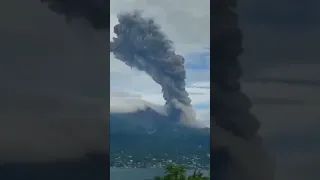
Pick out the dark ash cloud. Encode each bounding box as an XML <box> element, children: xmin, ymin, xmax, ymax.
<box><xmin>110</xmin><ymin>11</ymin><xmax>197</xmax><ymax>125</ymax></box>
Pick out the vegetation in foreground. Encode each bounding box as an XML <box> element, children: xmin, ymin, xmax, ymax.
<box><xmin>151</xmin><ymin>164</ymin><xmax>209</xmax><ymax>180</ymax></box>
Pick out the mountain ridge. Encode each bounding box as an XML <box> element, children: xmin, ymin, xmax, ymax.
<box><xmin>110</xmin><ymin>107</ymin><xmax>210</xmax><ymax>135</ymax></box>
<box><xmin>110</xmin><ymin>107</ymin><xmax>210</xmax><ymax>167</ymax></box>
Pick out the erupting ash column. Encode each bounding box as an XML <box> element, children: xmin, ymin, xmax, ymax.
<box><xmin>110</xmin><ymin>11</ymin><xmax>196</xmax><ymax>125</ymax></box>
<box><xmin>40</xmin><ymin>0</ymin><xmax>197</xmax><ymax>125</ymax></box>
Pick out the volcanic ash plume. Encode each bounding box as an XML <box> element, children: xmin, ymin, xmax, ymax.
<box><xmin>40</xmin><ymin>0</ymin><xmax>197</xmax><ymax>125</ymax></box>
<box><xmin>110</xmin><ymin>11</ymin><xmax>196</xmax><ymax>125</ymax></box>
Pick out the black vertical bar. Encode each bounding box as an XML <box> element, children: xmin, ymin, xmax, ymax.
<box><xmin>0</xmin><ymin>1</ymin><xmax>110</xmax><ymax>179</ymax></box>
<box><xmin>211</xmin><ymin>1</ymin><xmax>240</xmax><ymax>179</ymax></box>
<box><xmin>211</xmin><ymin>0</ymin><xmax>262</xmax><ymax>179</ymax></box>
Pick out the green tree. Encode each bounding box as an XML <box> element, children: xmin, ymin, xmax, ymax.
<box><xmin>152</xmin><ymin>164</ymin><xmax>209</xmax><ymax>180</ymax></box>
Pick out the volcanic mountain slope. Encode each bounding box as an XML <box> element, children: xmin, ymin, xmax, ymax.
<box><xmin>110</xmin><ymin>107</ymin><xmax>210</xmax><ymax>161</ymax></box>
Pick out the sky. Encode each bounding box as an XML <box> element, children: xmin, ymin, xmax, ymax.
<box><xmin>109</xmin><ymin>0</ymin><xmax>211</xmax><ymax>127</ymax></box>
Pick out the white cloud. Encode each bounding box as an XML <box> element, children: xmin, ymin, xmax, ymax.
<box><xmin>110</xmin><ymin>0</ymin><xmax>210</xmax><ymax>127</ymax></box>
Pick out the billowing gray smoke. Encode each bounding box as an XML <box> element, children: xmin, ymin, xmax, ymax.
<box><xmin>110</xmin><ymin>11</ymin><xmax>196</xmax><ymax>125</ymax></box>
<box><xmin>40</xmin><ymin>0</ymin><xmax>196</xmax><ymax>125</ymax></box>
